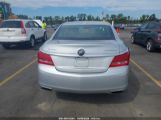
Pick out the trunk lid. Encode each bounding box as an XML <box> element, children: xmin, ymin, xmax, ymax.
<box><xmin>0</xmin><ymin>28</ymin><xmax>22</xmax><ymax>37</ymax></box>
<box><xmin>43</xmin><ymin>40</ymin><xmax>120</xmax><ymax>73</ymax></box>
<box><xmin>0</xmin><ymin>21</ymin><xmax>23</xmax><ymax>37</ymax></box>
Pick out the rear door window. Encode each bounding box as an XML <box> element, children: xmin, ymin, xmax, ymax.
<box><xmin>28</xmin><ymin>21</ymin><xmax>35</xmax><ymax>28</ymax></box>
<box><xmin>140</xmin><ymin>23</ymin><xmax>149</xmax><ymax>29</ymax></box>
<box><xmin>25</xmin><ymin>22</ymin><xmax>31</xmax><ymax>28</ymax></box>
<box><xmin>0</xmin><ymin>21</ymin><xmax>21</xmax><ymax>28</ymax></box>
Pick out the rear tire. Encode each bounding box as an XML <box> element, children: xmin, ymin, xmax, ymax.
<box><xmin>2</xmin><ymin>44</ymin><xmax>11</xmax><ymax>49</ymax></box>
<box><xmin>131</xmin><ymin>35</ymin><xmax>136</xmax><ymax>44</ymax></box>
<box><xmin>42</xmin><ymin>32</ymin><xmax>47</xmax><ymax>43</ymax></box>
<box><xmin>29</xmin><ymin>36</ymin><xmax>35</xmax><ymax>48</ymax></box>
<box><xmin>146</xmin><ymin>40</ymin><xmax>155</xmax><ymax>52</ymax></box>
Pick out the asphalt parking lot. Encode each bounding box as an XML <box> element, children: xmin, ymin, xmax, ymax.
<box><xmin>0</xmin><ymin>29</ymin><xmax>161</xmax><ymax>118</ymax></box>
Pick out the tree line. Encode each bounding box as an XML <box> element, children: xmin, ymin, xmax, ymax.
<box><xmin>16</xmin><ymin>13</ymin><xmax>159</xmax><ymax>25</ymax></box>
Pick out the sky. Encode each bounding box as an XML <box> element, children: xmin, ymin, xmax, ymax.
<box><xmin>5</xmin><ymin>0</ymin><xmax>161</xmax><ymax>18</ymax></box>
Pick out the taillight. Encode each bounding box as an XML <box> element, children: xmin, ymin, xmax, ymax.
<box><xmin>110</xmin><ymin>51</ymin><xmax>130</xmax><ymax>67</ymax></box>
<box><xmin>38</xmin><ymin>51</ymin><xmax>54</xmax><ymax>66</ymax></box>
<box><xmin>158</xmin><ymin>30</ymin><xmax>161</xmax><ymax>34</ymax></box>
<box><xmin>157</xmin><ymin>31</ymin><xmax>161</xmax><ymax>41</ymax></box>
<box><xmin>158</xmin><ymin>35</ymin><xmax>161</xmax><ymax>41</ymax></box>
<box><xmin>20</xmin><ymin>21</ymin><xmax>26</xmax><ymax>34</ymax></box>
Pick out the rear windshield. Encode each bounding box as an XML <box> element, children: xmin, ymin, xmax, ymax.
<box><xmin>53</xmin><ymin>25</ymin><xmax>115</xmax><ymax>40</ymax></box>
<box><xmin>0</xmin><ymin>21</ymin><xmax>21</xmax><ymax>28</ymax></box>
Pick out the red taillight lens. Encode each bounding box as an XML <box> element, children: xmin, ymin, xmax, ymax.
<box><xmin>158</xmin><ymin>35</ymin><xmax>161</xmax><ymax>41</ymax></box>
<box><xmin>21</xmin><ymin>28</ymin><xmax>26</xmax><ymax>34</ymax></box>
<box><xmin>157</xmin><ymin>31</ymin><xmax>161</xmax><ymax>41</ymax></box>
<box><xmin>20</xmin><ymin>21</ymin><xmax>26</xmax><ymax>34</ymax></box>
<box><xmin>38</xmin><ymin>51</ymin><xmax>54</xmax><ymax>66</ymax></box>
<box><xmin>158</xmin><ymin>30</ymin><xmax>161</xmax><ymax>34</ymax></box>
<box><xmin>110</xmin><ymin>51</ymin><xmax>130</xmax><ymax>67</ymax></box>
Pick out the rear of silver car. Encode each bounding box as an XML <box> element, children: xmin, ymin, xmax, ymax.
<box><xmin>38</xmin><ymin>22</ymin><xmax>130</xmax><ymax>93</ymax></box>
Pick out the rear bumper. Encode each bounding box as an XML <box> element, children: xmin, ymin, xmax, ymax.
<box><xmin>154</xmin><ymin>42</ymin><xmax>161</xmax><ymax>48</ymax></box>
<box><xmin>38</xmin><ymin>64</ymin><xmax>129</xmax><ymax>93</ymax></box>
<box><xmin>0</xmin><ymin>36</ymin><xmax>29</xmax><ymax>44</ymax></box>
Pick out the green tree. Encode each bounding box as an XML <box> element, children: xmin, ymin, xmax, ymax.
<box><xmin>149</xmin><ymin>14</ymin><xmax>157</xmax><ymax>21</ymax></box>
<box><xmin>95</xmin><ymin>16</ymin><xmax>101</xmax><ymax>21</ymax></box>
<box><xmin>105</xmin><ymin>14</ymin><xmax>109</xmax><ymax>21</ymax></box>
<box><xmin>87</xmin><ymin>15</ymin><xmax>95</xmax><ymax>21</ymax></box>
<box><xmin>140</xmin><ymin>15</ymin><xmax>147</xmax><ymax>23</ymax></box>
<box><xmin>69</xmin><ymin>15</ymin><xmax>76</xmax><ymax>21</ymax></box>
<box><xmin>65</xmin><ymin>16</ymin><xmax>70</xmax><ymax>21</ymax></box>
<box><xmin>117</xmin><ymin>13</ymin><xmax>123</xmax><ymax>19</ymax></box>
<box><xmin>17</xmin><ymin>15</ymin><xmax>28</xmax><ymax>19</ymax></box>
<box><xmin>77</xmin><ymin>14</ymin><xmax>87</xmax><ymax>21</ymax></box>
<box><xmin>111</xmin><ymin>14</ymin><xmax>116</xmax><ymax>20</ymax></box>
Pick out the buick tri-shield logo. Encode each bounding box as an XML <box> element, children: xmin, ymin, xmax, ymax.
<box><xmin>78</xmin><ymin>49</ymin><xmax>85</xmax><ymax>56</ymax></box>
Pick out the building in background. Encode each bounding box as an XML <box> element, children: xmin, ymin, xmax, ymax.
<box><xmin>0</xmin><ymin>1</ymin><xmax>12</xmax><ymax>20</ymax></box>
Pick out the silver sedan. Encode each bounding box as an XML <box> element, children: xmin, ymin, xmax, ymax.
<box><xmin>38</xmin><ymin>21</ymin><xmax>130</xmax><ymax>93</ymax></box>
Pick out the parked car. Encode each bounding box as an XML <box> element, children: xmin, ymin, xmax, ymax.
<box><xmin>131</xmin><ymin>21</ymin><xmax>161</xmax><ymax>52</ymax></box>
<box><xmin>38</xmin><ymin>21</ymin><xmax>130</xmax><ymax>93</ymax></box>
<box><xmin>0</xmin><ymin>19</ymin><xmax>47</xmax><ymax>49</ymax></box>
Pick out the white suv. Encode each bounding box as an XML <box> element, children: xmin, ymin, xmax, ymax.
<box><xmin>0</xmin><ymin>19</ymin><xmax>47</xmax><ymax>49</ymax></box>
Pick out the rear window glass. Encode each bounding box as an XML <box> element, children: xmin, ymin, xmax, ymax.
<box><xmin>53</xmin><ymin>25</ymin><xmax>115</xmax><ymax>40</ymax></box>
<box><xmin>147</xmin><ymin>22</ymin><xmax>161</xmax><ymax>30</ymax></box>
<box><xmin>0</xmin><ymin>21</ymin><xmax>21</xmax><ymax>28</ymax></box>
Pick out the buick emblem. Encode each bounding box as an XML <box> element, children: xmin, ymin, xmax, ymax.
<box><xmin>78</xmin><ymin>49</ymin><xmax>85</xmax><ymax>56</ymax></box>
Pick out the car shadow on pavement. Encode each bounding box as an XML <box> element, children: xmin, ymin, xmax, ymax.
<box><xmin>55</xmin><ymin>69</ymin><xmax>140</xmax><ymax>104</ymax></box>
<box><xmin>154</xmin><ymin>49</ymin><xmax>161</xmax><ymax>53</ymax></box>
<box><xmin>2</xmin><ymin>42</ymin><xmax>43</xmax><ymax>51</ymax></box>
<box><xmin>135</xmin><ymin>44</ymin><xmax>161</xmax><ymax>53</ymax></box>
